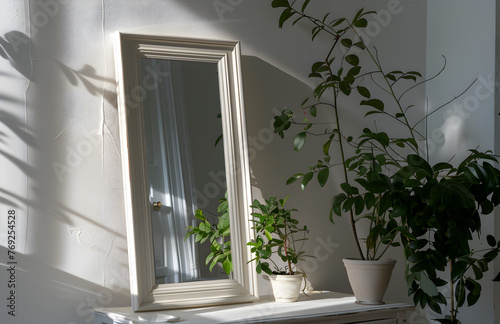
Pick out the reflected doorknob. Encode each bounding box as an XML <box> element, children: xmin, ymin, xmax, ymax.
<box><xmin>152</xmin><ymin>201</ymin><xmax>162</xmax><ymax>210</ymax></box>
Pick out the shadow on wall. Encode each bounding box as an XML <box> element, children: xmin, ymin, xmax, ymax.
<box><xmin>0</xmin><ymin>30</ymin><xmax>117</xmax><ymax>226</ymax></box>
<box><xmin>241</xmin><ymin>55</ymin><xmax>357</xmax><ymax>295</ymax></box>
<box><xmin>0</xmin><ymin>29</ymin><xmax>130</xmax><ymax>322</ymax></box>
<box><xmin>0</xmin><ymin>31</ymin><xmax>115</xmax><ymax>104</ymax></box>
<box><xmin>0</xmin><ymin>246</ymin><xmax>129</xmax><ymax>323</ymax></box>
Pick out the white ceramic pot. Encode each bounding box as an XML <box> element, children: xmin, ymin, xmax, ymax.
<box><xmin>343</xmin><ymin>258</ymin><xmax>396</xmax><ymax>305</ymax></box>
<box><xmin>269</xmin><ymin>273</ymin><xmax>304</xmax><ymax>303</ymax></box>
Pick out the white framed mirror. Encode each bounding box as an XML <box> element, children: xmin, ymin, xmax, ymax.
<box><xmin>113</xmin><ymin>33</ymin><xmax>258</xmax><ymax>311</ymax></box>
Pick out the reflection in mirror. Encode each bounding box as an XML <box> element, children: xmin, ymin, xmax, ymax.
<box><xmin>141</xmin><ymin>59</ymin><xmax>229</xmax><ymax>284</ymax></box>
<box><xmin>114</xmin><ymin>33</ymin><xmax>258</xmax><ymax>311</ymax></box>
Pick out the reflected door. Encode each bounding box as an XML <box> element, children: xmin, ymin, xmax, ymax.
<box><xmin>141</xmin><ymin>58</ymin><xmax>228</xmax><ymax>284</ymax></box>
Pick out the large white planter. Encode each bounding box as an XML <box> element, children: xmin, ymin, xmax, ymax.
<box><xmin>269</xmin><ymin>273</ymin><xmax>304</xmax><ymax>303</ymax></box>
<box><xmin>343</xmin><ymin>258</ymin><xmax>396</xmax><ymax>305</ymax></box>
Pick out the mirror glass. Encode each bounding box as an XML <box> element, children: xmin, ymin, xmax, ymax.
<box><xmin>141</xmin><ymin>58</ymin><xmax>229</xmax><ymax>284</ymax></box>
<box><xmin>115</xmin><ymin>33</ymin><xmax>258</xmax><ymax>311</ymax></box>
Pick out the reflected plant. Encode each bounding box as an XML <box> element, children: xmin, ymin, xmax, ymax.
<box><xmin>185</xmin><ymin>196</ymin><xmax>232</xmax><ymax>276</ymax></box>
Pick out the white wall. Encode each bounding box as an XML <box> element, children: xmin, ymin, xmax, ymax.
<box><xmin>0</xmin><ymin>0</ymin><xmax>494</xmax><ymax>323</ymax></box>
<box><xmin>426</xmin><ymin>1</ymin><xmax>497</xmax><ymax>323</ymax></box>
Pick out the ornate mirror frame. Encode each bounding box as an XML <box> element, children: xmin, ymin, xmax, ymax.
<box><xmin>113</xmin><ymin>32</ymin><xmax>258</xmax><ymax>311</ymax></box>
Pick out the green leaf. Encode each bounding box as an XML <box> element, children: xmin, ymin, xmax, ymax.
<box><xmin>345</xmin><ymin>54</ymin><xmax>359</xmax><ymax>66</ymax></box>
<box><xmin>332</xmin><ymin>193</ymin><xmax>347</xmax><ymax>216</ymax></box>
<box><xmin>353</xmin><ymin>41</ymin><xmax>365</xmax><ymax>49</ymax></box>
<box><xmin>341</xmin><ymin>38</ymin><xmax>352</xmax><ymax>48</ymax></box>
<box><xmin>353</xmin><ymin>8</ymin><xmax>364</xmax><ymax>22</ymax></box>
<box><xmin>302</xmin><ymin>172</ymin><xmax>313</xmax><ymax>190</ymax></box>
<box><xmin>481</xmin><ymin>200</ymin><xmax>494</xmax><ymax>214</ymax></box>
<box><xmin>311</xmin><ymin>61</ymin><xmax>324</xmax><ymax>73</ymax></box>
<box><xmin>264</xmin><ymin>230</ymin><xmax>272</xmax><ymax>241</ymax></box>
<box><xmin>331</xmin><ymin>18</ymin><xmax>345</xmax><ymax>27</ymax></box>
<box><xmin>385</xmin><ymin>73</ymin><xmax>397</xmax><ymax>81</ymax></box>
<box><xmin>354</xmin><ymin>196</ymin><xmax>364</xmax><ymax>215</ymax></box>
<box><xmin>194</xmin><ymin>209</ymin><xmax>207</xmax><ymax>221</ymax></box>
<box><xmin>354</xmin><ymin>18</ymin><xmax>368</xmax><ymax>28</ymax></box>
<box><xmin>420</xmin><ymin>273</ymin><xmax>439</xmax><ymax>296</ymax></box>
<box><xmin>357</xmin><ymin>86</ymin><xmax>371</xmax><ymax>98</ymax></box>
<box><xmin>409</xmin><ymin>239</ymin><xmax>428</xmax><ymax>250</ymax></box>
<box><xmin>286</xmin><ymin>173</ymin><xmax>303</xmax><ymax>185</ymax></box>
<box><xmin>342</xmin><ymin>197</ymin><xmax>354</xmax><ymax>212</ymax></box>
<box><xmin>360</xmin><ymin>99</ymin><xmax>384</xmax><ymax>111</ymax></box>
<box><xmin>323</xmin><ymin>136</ymin><xmax>333</xmax><ymax>155</ymax></box>
<box><xmin>214</xmin><ymin>134</ymin><xmax>223</xmax><ymax>147</ymax></box>
<box><xmin>456</xmin><ymin>277</ymin><xmax>466</xmax><ymax>307</ymax></box>
<box><xmin>279</xmin><ymin>8</ymin><xmax>294</xmax><ymax>28</ymax></box>
<box><xmin>301</xmin><ymin>0</ymin><xmax>311</xmax><ymax>12</ymax></box>
<box><xmin>294</xmin><ymin>132</ymin><xmax>307</xmax><ymax>151</ymax></box>
<box><xmin>486</xmin><ymin>235</ymin><xmax>497</xmax><ymax>247</ymax></box>
<box><xmin>451</xmin><ymin>261</ymin><xmax>468</xmax><ymax>283</ymax></box>
<box><xmin>339</xmin><ymin>81</ymin><xmax>351</xmax><ymax>95</ymax></box>
<box><xmin>310</xmin><ymin>105</ymin><xmax>317</xmax><ymax>117</ymax></box>
<box><xmin>466</xmin><ymin>278</ymin><xmax>481</xmax><ymax>306</ymax></box>
<box><xmin>408</xmin><ymin>251</ymin><xmax>427</xmax><ymax>264</ymax></box>
<box><xmin>390</xmin><ymin>205</ymin><xmax>406</xmax><ymax>218</ymax></box>
<box><xmin>407</xmin><ymin>71</ymin><xmax>423</xmax><ymax>77</ymax></box>
<box><xmin>223</xmin><ymin>258</ymin><xmax>232</xmax><ymax>275</ymax></box>
<box><xmin>318</xmin><ymin>168</ymin><xmax>329</xmax><ymax>187</ymax></box>
<box><xmin>363</xmin><ymin>181</ymin><xmax>388</xmax><ymax>193</ymax></box>
<box><xmin>271</xmin><ymin>0</ymin><xmax>290</xmax><ymax>8</ymax></box>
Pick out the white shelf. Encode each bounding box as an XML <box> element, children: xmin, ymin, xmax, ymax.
<box><xmin>93</xmin><ymin>291</ymin><xmax>413</xmax><ymax>324</ymax></box>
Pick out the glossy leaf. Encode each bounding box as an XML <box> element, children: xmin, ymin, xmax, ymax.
<box><xmin>345</xmin><ymin>54</ymin><xmax>360</xmax><ymax>66</ymax></box>
<box><xmin>279</xmin><ymin>8</ymin><xmax>294</xmax><ymax>28</ymax></box>
<box><xmin>318</xmin><ymin>167</ymin><xmax>329</xmax><ymax>187</ymax></box>
<box><xmin>357</xmin><ymin>86</ymin><xmax>371</xmax><ymax>98</ymax></box>
<box><xmin>310</xmin><ymin>105</ymin><xmax>317</xmax><ymax>117</ymax></box>
<box><xmin>301</xmin><ymin>171</ymin><xmax>313</xmax><ymax>190</ymax></box>
<box><xmin>301</xmin><ymin>0</ymin><xmax>311</xmax><ymax>11</ymax></box>
<box><xmin>354</xmin><ymin>18</ymin><xmax>368</xmax><ymax>28</ymax></box>
<box><xmin>360</xmin><ymin>99</ymin><xmax>384</xmax><ymax>111</ymax></box>
<box><xmin>286</xmin><ymin>173</ymin><xmax>303</xmax><ymax>185</ymax></box>
<box><xmin>341</xmin><ymin>38</ymin><xmax>352</xmax><ymax>48</ymax></box>
<box><xmin>271</xmin><ymin>0</ymin><xmax>290</xmax><ymax>8</ymax></box>
<box><xmin>294</xmin><ymin>132</ymin><xmax>307</xmax><ymax>151</ymax></box>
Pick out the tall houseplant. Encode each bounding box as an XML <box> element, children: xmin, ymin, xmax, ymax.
<box><xmin>270</xmin><ymin>0</ymin><xmax>500</xmax><ymax>321</ymax></box>
<box><xmin>248</xmin><ymin>196</ymin><xmax>312</xmax><ymax>302</ymax></box>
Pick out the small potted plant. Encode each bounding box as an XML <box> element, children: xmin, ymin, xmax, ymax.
<box><xmin>248</xmin><ymin>196</ymin><xmax>312</xmax><ymax>303</ymax></box>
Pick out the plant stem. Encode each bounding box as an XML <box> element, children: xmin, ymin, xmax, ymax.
<box><xmin>450</xmin><ymin>260</ymin><xmax>455</xmax><ymax>323</ymax></box>
<box><xmin>284</xmin><ymin>217</ymin><xmax>293</xmax><ymax>275</ymax></box>
<box><xmin>329</xmin><ymin>63</ymin><xmax>365</xmax><ymax>260</ymax></box>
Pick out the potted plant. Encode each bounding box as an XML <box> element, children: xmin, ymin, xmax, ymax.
<box><xmin>247</xmin><ymin>196</ymin><xmax>312</xmax><ymax>302</ymax></box>
<box><xmin>270</xmin><ymin>0</ymin><xmax>500</xmax><ymax>320</ymax></box>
